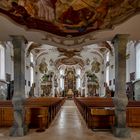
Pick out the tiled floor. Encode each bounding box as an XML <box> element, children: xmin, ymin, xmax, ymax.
<box><xmin>0</xmin><ymin>100</ymin><xmax>140</xmax><ymax>140</ymax></box>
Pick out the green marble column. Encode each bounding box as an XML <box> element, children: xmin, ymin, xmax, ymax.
<box><xmin>10</xmin><ymin>36</ymin><xmax>28</xmax><ymax>137</ymax></box>
<box><xmin>112</xmin><ymin>34</ymin><xmax>131</xmax><ymax>138</ymax></box>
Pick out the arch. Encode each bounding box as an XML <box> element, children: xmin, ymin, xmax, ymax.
<box><xmin>90</xmin><ymin>50</ymin><xmax>104</xmax><ymax>62</ymax></box>
<box><xmin>26</xmin><ymin>42</ymin><xmax>41</xmax><ymax>57</ymax></box>
<box><xmin>35</xmin><ymin>51</ymin><xmax>48</xmax><ymax>62</ymax></box>
<box><xmin>98</xmin><ymin>41</ymin><xmax>114</xmax><ymax>56</ymax></box>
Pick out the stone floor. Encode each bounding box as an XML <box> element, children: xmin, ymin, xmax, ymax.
<box><xmin>0</xmin><ymin>100</ymin><xmax>140</xmax><ymax>140</ymax></box>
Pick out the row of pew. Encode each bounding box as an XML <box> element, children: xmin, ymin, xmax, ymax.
<box><xmin>0</xmin><ymin>97</ymin><xmax>65</xmax><ymax>129</ymax></box>
<box><xmin>74</xmin><ymin>97</ymin><xmax>140</xmax><ymax>129</ymax></box>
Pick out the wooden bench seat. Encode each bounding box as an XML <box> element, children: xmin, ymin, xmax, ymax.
<box><xmin>74</xmin><ymin>97</ymin><xmax>140</xmax><ymax>129</ymax></box>
<box><xmin>0</xmin><ymin>97</ymin><xmax>65</xmax><ymax>129</ymax></box>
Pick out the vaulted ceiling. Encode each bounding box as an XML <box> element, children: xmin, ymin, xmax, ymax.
<box><xmin>0</xmin><ymin>0</ymin><xmax>140</xmax><ymax>37</ymax></box>
<box><xmin>0</xmin><ymin>0</ymin><xmax>140</xmax><ymax>69</ymax></box>
<box><xmin>29</xmin><ymin>41</ymin><xmax>112</xmax><ymax>69</ymax></box>
<box><xmin>0</xmin><ymin>0</ymin><xmax>140</xmax><ymax>48</ymax></box>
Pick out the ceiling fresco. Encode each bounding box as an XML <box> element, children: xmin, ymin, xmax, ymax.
<box><xmin>57</xmin><ymin>47</ymin><xmax>82</xmax><ymax>58</ymax></box>
<box><xmin>55</xmin><ymin>57</ymin><xmax>85</xmax><ymax>67</ymax></box>
<box><xmin>0</xmin><ymin>0</ymin><xmax>140</xmax><ymax>37</ymax></box>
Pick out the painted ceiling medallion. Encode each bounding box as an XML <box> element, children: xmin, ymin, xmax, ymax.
<box><xmin>0</xmin><ymin>0</ymin><xmax>140</xmax><ymax>37</ymax></box>
<box><xmin>55</xmin><ymin>57</ymin><xmax>84</xmax><ymax>67</ymax></box>
<box><xmin>57</xmin><ymin>47</ymin><xmax>82</xmax><ymax>58</ymax></box>
<box><xmin>43</xmin><ymin>34</ymin><xmax>96</xmax><ymax>46</ymax></box>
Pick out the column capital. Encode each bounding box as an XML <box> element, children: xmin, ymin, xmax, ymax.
<box><xmin>134</xmin><ymin>40</ymin><xmax>140</xmax><ymax>48</ymax></box>
<box><xmin>112</xmin><ymin>34</ymin><xmax>130</xmax><ymax>45</ymax></box>
<box><xmin>10</xmin><ymin>35</ymin><xmax>28</xmax><ymax>44</ymax></box>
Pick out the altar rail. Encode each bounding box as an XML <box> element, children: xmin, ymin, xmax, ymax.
<box><xmin>0</xmin><ymin>97</ymin><xmax>65</xmax><ymax>129</ymax></box>
<box><xmin>74</xmin><ymin>97</ymin><xmax>140</xmax><ymax>129</ymax></box>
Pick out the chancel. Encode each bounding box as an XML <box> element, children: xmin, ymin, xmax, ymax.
<box><xmin>0</xmin><ymin>0</ymin><xmax>140</xmax><ymax>139</ymax></box>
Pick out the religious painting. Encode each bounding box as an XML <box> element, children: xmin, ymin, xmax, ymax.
<box><xmin>113</xmin><ymin>79</ymin><xmax>115</xmax><ymax>85</ymax></box>
<box><xmin>109</xmin><ymin>80</ymin><xmax>112</xmax><ymax>86</ymax></box>
<box><xmin>0</xmin><ymin>0</ymin><xmax>140</xmax><ymax>36</ymax></box>
<box><xmin>28</xmin><ymin>81</ymin><xmax>30</xmax><ymax>86</ymax></box>
<box><xmin>6</xmin><ymin>73</ymin><xmax>11</xmax><ymax>82</ymax></box>
<box><xmin>126</xmin><ymin>82</ymin><xmax>133</xmax><ymax>100</ymax></box>
<box><xmin>130</xmin><ymin>72</ymin><xmax>135</xmax><ymax>81</ymax></box>
<box><xmin>64</xmin><ymin>68</ymin><xmax>76</xmax><ymax>93</ymax></box>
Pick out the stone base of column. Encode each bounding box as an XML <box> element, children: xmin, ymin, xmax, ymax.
<box><xmin>112</xmin><ymin>127</ymin><xmax>131</xmax><ymax>138</ymax></box>
<box><xmin>10</xmin><ymin>124</ymin><xmax>28</xmax><ymax>137</ymax></box>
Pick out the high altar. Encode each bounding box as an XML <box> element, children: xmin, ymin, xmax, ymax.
<box><xmin>67</xmin><ymin>89</ymin><xmax>74</xmax><ymax>98</ymax></box>
<box><xmin>64</xmin><ymin>68</ymin><xmax>76</xmax><ymax>94</ymax></box>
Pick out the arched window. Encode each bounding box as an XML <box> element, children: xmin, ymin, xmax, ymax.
<box><xmin>136</xmin><ymin>43</ymin><xmax>140</xmax><ymax>79</ymax></box>
<box><xmin>0</xmin><ymin>44</ymin><xmax>5</xmax><ymax>80</ymax></box>
<box><xmin>59</xmin><ymin>69</ymin><xmax>64</xmax><ymax>90</ymax></box>
<box><xmin>30</xmin><ymin>53</ymin><xmax>34</xmax><ymax>86</ymax></box>
<box><xmin>76</xmin><ymin>68</ymin><xmax>81</xmax><ymax>90</ymax></box>
<box><xmin>106</xmin><ymin>52</ymin><xmax>110</xmax><ymax>86</ymax></box>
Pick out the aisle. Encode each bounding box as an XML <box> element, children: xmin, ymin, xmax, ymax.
<box><xmin>0</xmin><ymin>100</ymin><xmax>139</xmax><ymax>140</ymax></box>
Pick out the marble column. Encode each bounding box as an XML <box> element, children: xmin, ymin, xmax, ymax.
<box><xmin>10</xmin><ymin>36</ymin><xmax>28</xmax><ymax>137</ymax></box>
<box><xmin>112</xmin><ymin>34</ymin><xmax>131</xmax><ymax>138</ymax></box>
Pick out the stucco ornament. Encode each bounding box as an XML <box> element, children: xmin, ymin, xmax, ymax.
<box><xmin>39</xmin><ymin>58</ymin><xmax>48</xmax><ymax>74</ymax></box>
<box><xmin>91</xmin><ymin>58</ymin><xmax>100</xmax><ymax>73</ymax></box>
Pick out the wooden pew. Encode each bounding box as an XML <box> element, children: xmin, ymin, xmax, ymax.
<box><xmin>0</xmin><ymin>97</ymin><xmax>65</xmax><ymax>129</ymax></box>
<box><xmin>25</xmin><ymin>97</ymin><xmax>65</xmax><ymax>128</ymax></box>
<box><xmin>0</xmin><ymin>100</ymin><xmax>30</xmax><ymax>127</ymax></box>
<box><xmin>74</xmin><ymin>97</ymin><xmax>140</xmax><ymax>129</ymax></box>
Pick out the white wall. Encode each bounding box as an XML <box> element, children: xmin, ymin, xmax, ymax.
<box><xmin>126</xmin><ymin>41</ymin><xmax>136</xmax><ymax>82</ymax></box>
<box><xmin>109</xmin><ymin>49</ymin><xmax>115</xmax><ymax>91</ymax></box>
<box><xmin>0</xmin><ymin>44</ymin><xmax>5</xmax><ymax>80</ymax></box>
<box><xmin>103</xmin><ymin>41</ymin><xmax>137</xmax><ymax>92</ymax></box>
<box><xmin>25</xmin><ymin>55</ymin><xmax>31</xmax><ymax>98</ymax></box>
<box><xmin>4</xmin><ymin>42</ymin><xmax>14</xmax><ymax>81</ymax></box>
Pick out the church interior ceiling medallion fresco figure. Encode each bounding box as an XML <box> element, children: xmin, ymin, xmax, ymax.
<box><xmin>55</xmin><ymin>57</ymin><xmax>84</xmax><ymax>67</ymax></box>
<box><xmin>0</xmin><ymin>0</ymin><xmax>140</xmax><ymax>37</ymax></box>
<box><xmin>57</xmin><ymin>47</ymin><xmax>82</xmax><ymax>58</ymax></box>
